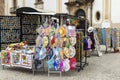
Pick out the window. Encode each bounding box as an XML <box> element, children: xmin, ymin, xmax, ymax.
<box><xmin>95</xmin><ymin>11</ymin><xmax>100</xmax><ymax>21</ymax></box>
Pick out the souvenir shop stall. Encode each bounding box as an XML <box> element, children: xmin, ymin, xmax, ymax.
<box><xmin>0</xmin><ymin>8</ymin><xmax>94</xmax><ymax>76</ymax></box>
<box><xmin>0</xmin><ymin>14</ymin><xmax>38</xmax><ymax>70</ymax></box>
<box><xmin>96</xmin><ymin>28</ymin><xmax>120</xmax><ymax>53</ymax></box>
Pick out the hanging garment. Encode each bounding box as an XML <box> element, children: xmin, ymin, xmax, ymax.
<box><xmin>96</xmin><ymin>28</ymin><xmax>102</xmax><ymax>44</ymax></box>
<box><xmin>89</xmin><ymin>32</ymin><xmax>95</xmax><ymax>49</ymax></box>
<box><xmin>106</xmin><ymin>28</ymin><xmax>111</xmax><ymax>47</ymax></box>
<box><xmin>83</xmin><ymin>38</ymin><xmax>89</xmax><ymax>50</ymax></box>
<box><xmin>87</xmin><ymin>38</ymin><xmax>92</xmax><ymax>49</ymax></box>
<box><xmin>111</xmin><ymin>28</ymin><xmax>115</xmax><ymax>48</ymax></box>
<box><xmin>114</xmin><ymin>28</ymin><xmax>118</xmax><ymax>48</ymax></box>
<box><xmin>102</xmin><ymin>28</ymin><xmax>106</xmax><ymax>45</ymax></box>
<box><xmin>116</xmin><ymin>28</ymin><xmax>119</xmax><ymax>48</ymax></box>
<box><xmin>75</xmin><ymin>31</ymin><xmax>85</xmax><ymax>61</ymax></box>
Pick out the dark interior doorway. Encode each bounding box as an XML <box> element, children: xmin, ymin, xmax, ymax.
<box><xmin>75</xmin><ymin>9</ymin><xmax>86</xmax><ymax>34</ymax></box>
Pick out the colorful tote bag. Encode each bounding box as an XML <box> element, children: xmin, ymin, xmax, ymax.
<box><xmin>46</xmin><ymin>54</ymin><xmax>55</xmax><ymax>69</ymax></box>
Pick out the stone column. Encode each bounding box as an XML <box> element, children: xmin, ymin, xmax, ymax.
<box><xmin>87</xmin><ymin>5</ymin><xmax>91</xmax><ymax>26</ymax></box>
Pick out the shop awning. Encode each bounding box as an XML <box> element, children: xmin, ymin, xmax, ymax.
<box><xmin>16</xmin><ymin>7</ymin><xmax>56</xmax><ymax>16</ymax></box>
<box><xmin>22</xmin><ymin>11</ymin><xmax>55</xmax><ymax>15</ymax></box>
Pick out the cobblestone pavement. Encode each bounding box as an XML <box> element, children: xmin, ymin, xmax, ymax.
<box><xmin>0</xmin><ymin>53</ymin><xmax>120</xmax><ymax>80</ymax></box>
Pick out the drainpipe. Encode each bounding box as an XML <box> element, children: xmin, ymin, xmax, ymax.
<box><xmin>90</xmin><ymin>1</ymin><xmax>93</xmax><ymax>26</ymax></box>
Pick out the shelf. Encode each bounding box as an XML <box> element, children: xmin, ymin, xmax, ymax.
<box><xmin>0</xmin><ymin>29</ymin><xmax>20</xmax><ymax>30</ymax></box>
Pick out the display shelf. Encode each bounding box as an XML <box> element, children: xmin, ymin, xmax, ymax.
<box><xmin>0</xmin><ymin>30</ymin><xmax>20</xmax><ymax>43</ymax></box>
<box><xmin>20</xmin><ymin>14</ymin><xmax>38</xmax><ymax>45</ymax></box>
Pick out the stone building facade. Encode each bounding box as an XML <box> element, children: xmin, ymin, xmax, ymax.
<box><xmin>0</xmin><ymin>0</ymin><xmax>4</xmax><ymax>15</ymax></box>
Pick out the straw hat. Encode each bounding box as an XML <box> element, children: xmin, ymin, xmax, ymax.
<box><xmin>70</xmin><ymin>37</ymin><xmax>76</xmax><ymax>46</ymax></box>
<box><xmin>63</xmin><ymin>59</ymin><xmax>70</xmax><ymax>72</ymax></box>
<box><xmin>63</xmin><ymin>47</ymin><xmax>70</xmax><ymax>58</ymax></box>
<box><xmin>68</xmin><ymin>26</ymin><xmax>76</xmax><ymax>37</ymax></box>
<box><xmin>59</xmin><ymin>26</ymin><xmax>67</xmax><ymax>37</ymax></box>
<box><xmin>42</xmin><ymin>36</ymin><xmax>49</xmax><ymax>47</ymax></box>
<box><xmin>69</xmin><ymin>46</ymin><xmax>76</xmax><ymax>58</ymax></box>
<box><xmin>69</xmin><ymin>58</ymin><xmax>77</xmax><ymax>70</ymax></box>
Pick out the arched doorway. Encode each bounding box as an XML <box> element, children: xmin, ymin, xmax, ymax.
<box><xmin>75</xmin><ymin>9</ymin><xmax>86</xmax><ymax>35</ymax></box>
<box><xmin>75</xmin><ymin>9</ymin><xmax>86</xmax><ymax>18</ymax></box>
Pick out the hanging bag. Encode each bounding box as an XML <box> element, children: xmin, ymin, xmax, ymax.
<box><xmin>46</xmin><ymin>54</ymin><xmax>55</xmax><ymax>69</ymax></box>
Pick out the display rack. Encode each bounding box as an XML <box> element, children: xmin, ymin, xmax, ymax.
<box><xmin>75</xmin><ymin>29</ymin><xmax>88</xmax><ymax>72</ymax></box>
<box><xmin>0</xmin><ymin>16</ymin><xmax>21</xmax><ymax>50</ymax></box>
<box><xmin>0</xmin><ymin>12</ymin><xmax>90</xmax><ymax>77</ymax></box>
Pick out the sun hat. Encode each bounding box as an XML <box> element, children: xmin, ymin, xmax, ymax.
<box><xmin>63</xmin><ymin>47</ymin><xmax>70</xmax><ymax>58</ymax></box>
<box><xmin>59</xmin><ymin>26</ymin><xmax>67</xmax><ymax>37</ymax></box>
<box><xmin>68</xmin><ymin>26</ymin><xmax>76</xmax><ymax>37</ymax></box>
<box><xmin>69</xmin><ymin>58</ymin><xmax>77</xmax><ymax>70</ymax></box>
<box><xmin>42</xmin><ymin>36</ymin><xmax>49</xmax><ymax>47</ymax></box>
<box><xmin>63</xmin><ymin>59</ymin><xmax>70</xmax><ymax>72</ymax></box>
<box><xmin>69</xmin><ymin>46</ymin><xmax>76</xmax><ymax>58</ymax></box>
<box><xmin>88</xmin><ymin>27</ymin><xmax>94</xmax><ymax>33</ymax></box>
<box><xmin>70</xmin><ymin>37</ymin><xmax>76</xmax><ymax>46</ymax></box>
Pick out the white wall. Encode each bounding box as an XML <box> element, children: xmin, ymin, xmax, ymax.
<box><xmin>4</xmin><ymin>0</ymin><xmax>68</xmax><ymax>15</ymax></box>
<box><xmin>62</xmin><ymin>0</ymin><xmax>69</xmax><ymax>13</ymax></box>
<box><xmin>44</xmin><ymin>0</ymin><xmax>56</xmax><ymax>12</ymax></box>
<box><xmin>44</xmin><ymin>0</ymin><xmax>68</xmax><ymax>13</ymax></box>
<box><xmin>25</xmin><ymin>0</ymin><xmax>35</xmax><ymax>8</ymax></box>
<box><xmin>92</xmin><ymin>0</ymin><xmax>103</xmax><ymax>24</ymax></box>
<box><xmin>4</xmin><ymin>0</ymin><xmax>11</xmax><ymax>15</ymax></box>
<box><xmin>111</xmin><ymin>0</ymin><xmax>120</xmax><ymax>23</ymax></box>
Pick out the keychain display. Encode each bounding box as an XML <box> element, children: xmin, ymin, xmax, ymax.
<box><xmin>22</xmin><ymin>35</ymin><xmax>37</xmax><ymax>44</ymax></box>
<box><xmin>22</xmin><ymin>24</ymin><xmax>37</xmax><ymax>34</ymax></box>
<box><xmin>0</xmin><ymin>16</ymin><xmax>20</xmax><ymax>29</ymax></box>
<box><xmin>21</xmin><ymin>15</ymin><xmax>38</xmax><ymax>24</ymax></box>
<box><xmin>1</xmin><ymin>30</ymin><xmax>20</xmax><ymax>43</ymax></box>
<box><xmin>0</xmin><ymin>16</ymin><xmax>21</xmax><ymax>50</ymax></box>
<box><xmin>1</xmin><ymin>44</ymin><xmax>10</xmax><ymax>50</ymax></box>
<box><xmin>21</xmin><ymin>15</ymin><xmax>38</xmax><ymax>45</ymax></box>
